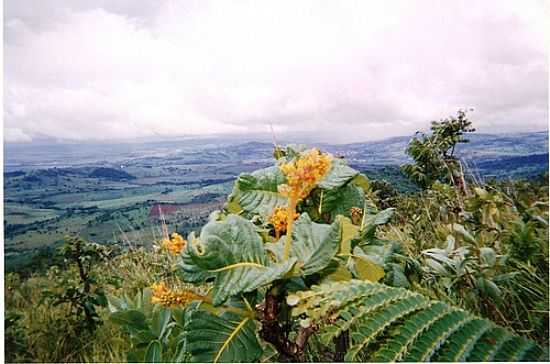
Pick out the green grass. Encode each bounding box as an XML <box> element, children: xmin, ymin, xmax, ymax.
<box><xmin>5</xmin><ymin>203</ymin><xmax>60</xmax><ymax>225</ymax></box>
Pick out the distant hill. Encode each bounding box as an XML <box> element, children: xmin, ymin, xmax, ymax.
<box><xmin>88</xmin><ymin>167</ymin><xmax>136</xmax><ymax>181</ymax></box>
<box><xmin>4</xmin><ymin>131</ymin><xmax>548</xmax><ymax>179</ymax></box>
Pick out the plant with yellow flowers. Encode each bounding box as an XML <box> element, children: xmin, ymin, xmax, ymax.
<box><xmin>161</xmin><ymin>232</ymin><xmax>186</xmax><ymax>256</ymax></box>
<box><xmin>107</xmin><ymin>145</ymin><xmax>544</xmax><ymax>363</ymax></box>
<box><xmin>277</xmin><ymin>149</ymin><xmax>332</xmax><ymax>258</ymax></box>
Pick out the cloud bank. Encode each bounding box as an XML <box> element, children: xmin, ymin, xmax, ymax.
<box><xmin>4</xmin><ymin>0</ymin><xmax>548</xmax><ymax>143</ymax></box>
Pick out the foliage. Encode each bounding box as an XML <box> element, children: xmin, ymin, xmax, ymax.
<box><xmin>402</xmin><ymin>109</ymin><xmax>475</xmax><ymax>189</ymax></box>
<box><xmin>105</xmin><ymin>145</ymin><xmax>546</xmax><ymax>362</ymax></box>
<box><xmin>42</xmin><ymin>236</ymin><xmax>111</xmax><ymax>332</ymax></box>
<box><xmin>287</xmin><ymin>280</ymin><xmax>546</xmax><ymax>362</ymax></box>
<box><xmin>5</xmin><ymin>119</ymin><xmax>548</xmax><ymax>362</ymax></box>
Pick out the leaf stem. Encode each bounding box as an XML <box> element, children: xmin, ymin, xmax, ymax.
<box><xmin>283</xmin><ymin>198</ymin><xmax>297</xmax><ymax>260</ymax></box>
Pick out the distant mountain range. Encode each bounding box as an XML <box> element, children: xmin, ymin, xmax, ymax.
<box><xmin>5</xmin><ymin>131</ymin><xmax>548</xmax><ymax>178</ymax></box>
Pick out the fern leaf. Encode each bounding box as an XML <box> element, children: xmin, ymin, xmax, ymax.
<box><xmin>466</xmin><ymin>327</ymin><xmax>511</xmax><ymax>362</ymax></box>
<box><xmin>402</xmin><ymin>310</ymin><xmax>472</xmax><ymax>362</ymax></box>
<box><xmin>513</xmin><ymin>341</ymin><xmax>540</xmax><ymax>361</ymax></box>
<box><xmin>371</xmin><ymin>302</ymin><xmax>450</xmax><ymax>362</ymax></box>
<box><xmin>493</xmin><ymin>336</ymin><xmax>532</xmax><ymax>362</ymax></box>
<box><xmin>433</xmin><ymin>318</ymin><xmax>493</xmax><ymax>362</ymax></box>
<box><xmin>344</xmin><ymin>295</ymin><xmax>430</xmax><ymax>361</ymax></box>
<box><xmin>290</xmin><ymin>280</ymin><xmax>544</xmax><ymax>362</ymax></box>
<box><xmin>318</xmin><ymin>288</ymin><xmax>416</xmax><ymax>345</ymax></box>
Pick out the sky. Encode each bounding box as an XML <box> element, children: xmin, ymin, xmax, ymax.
<box><xmin>4</xmin><ymin>0</ymin><xmax>549</xmax><ymax>143</ymax></box>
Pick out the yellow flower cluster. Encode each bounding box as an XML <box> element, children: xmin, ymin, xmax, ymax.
<box><xmin>151</xmin><ymin>282</ymin><xmax>203</xmax><ymax>307</ymax></box>
<box><xmin>277</xmin><ymin>149</ymin><xmax>332</xmax><ymax>259</ymax></box>
<box><xmin>270</xmin><ymin>206</ymin><xmax>299</xmax><ymax>238</ymax></box>
<box><xmin>278</xmin><ymin>149</ymin><xmax>332</xmax><ymax>200</ymax></box>
<box><xmin>161</xmin><ymin>232</ymin><xmax>186</xmax><ymax>255</ymax></box>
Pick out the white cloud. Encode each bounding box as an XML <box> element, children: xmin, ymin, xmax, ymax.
<box><xmin>4</xmin><ymin>0</ymin><xmax>548</xmax><ymax>143</ymax></box>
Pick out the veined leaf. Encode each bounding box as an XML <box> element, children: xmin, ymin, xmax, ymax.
<box><xmin>226</xmin><ymin>166</ymin><xmax>287</xmax><ymax>217</ymax></box>
<box><xmin>151</xmin><ymin>307</ymin><xmax>172</xmax><ymax>340</ymax></box>
<box><xmin>177</xmin><ymin>235</ymin><xmax>216</xmax><ymax>283</ymax></box>
<box><xmin>323</xmin><ymin>183</ymin><xmax>366</xmax><ymax>220</ymax></box>
<box><xmin>266</xmin><ymin>213</ymin><xmax>342</xmax><ymax>276</ymax></box>
<box><xmin>185</xmin><ymin>311</ymin><xmax>262</xmax><ymax>363</ymax></box>
<box><xmin>318</xmin><ymin>159</ymin><xmax>359</xmax><ymax>189</ymax></box>
<box><xmin>184</xmin><ymin>214</ymin><xmax>295</xmax><ymax>305</ymax></box>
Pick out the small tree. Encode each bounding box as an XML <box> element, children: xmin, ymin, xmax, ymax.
<box><xmin>402</xmin><ymin>109</ymin><xmax>475</xmax><ymax>189</ymax></box>
<box><xmin>44</xmin><ymin>236</ymin><xmax>110</xmax><ymax>332</ymax></box>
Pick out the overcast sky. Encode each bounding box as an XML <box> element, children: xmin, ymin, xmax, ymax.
<box><xmin>4</xmin><ymin>0</ymin><xmax>549</xmax><ymax>143</ymax></box>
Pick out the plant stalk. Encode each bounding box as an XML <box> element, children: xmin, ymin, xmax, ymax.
<box><xmin>283</xmin><ymin>198</ymin><xmax>297</xmax><ymax>260</ymax></box>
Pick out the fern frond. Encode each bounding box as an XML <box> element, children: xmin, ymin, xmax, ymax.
<box><xmin>344</xmin><ymin>295</ymin><xmax>430</xmax><ymax>361</ymax></box>
<box><xmin>466</xmin><ymin>327</ymin><xmax>511</xmax><ymax>362</ymax></box>
<box><xmin>288</xmin><ymin>280</ymin><xmax>543</xmax><ymax>362</ymax></box>
<box><xmin>432</xmin><ymin>318</ymin><xmax>492</xmax><ymax>362</ymax></box>
<box><xmin>318</xmin><ymin>287</ymin><xmax>415</xmax><ymax>345</ymax></box>
<box><xmin>371</xmin><ymin>302</ymin><xmax>450</xmax><ymax>362</ymax></box>
<box><xmin>402</xmin><ymin>310</ymin><xmax>472</xmax><ymax>362</ymax></box>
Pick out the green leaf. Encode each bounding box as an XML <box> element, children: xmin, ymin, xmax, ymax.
<box><xmin>318</xmin><ymin>159</ymin><xmax>359</xmax><ymax>189</ymax></box>
<box><xmin>177</xmin><ymin>232</ymin><xmax>216</xmax><ymax>284</ymax></box>
<box><xmin>477</xmin><ymin>277</ymin><xmax>502</xmax><ymax>301</ymax></box>
<box><xmin>359</xmin><ymin>208</ymin><xmax>395</xmax><ymax>240</ymax></box>
<box><xmin>352</xmin><ymin>173</ymin><xmax>370</xmax><ymax>193</ymax></box>
<box><xmin>320</xmin><ymin>264</ymin><xmax>353</xmax><ymax>283</ymax></box>
<box><xmin>151</xmin><ymin>307</ymin><xmax>172</xmax><ymax>339</ymax></box>
<box><xmin>289</xmin><ymin>280</ymin><xmax>543</xmax><ymax>362</ymax></box>
<box><xmin>267</xmin><ymin>214</ymin><xmax>342</xmax><ymax>276</ymax></box>
<box><xmin>110</xmin><ymin>310</ymin><xmax>149</xmax><ymax>331</ymax></box>
<box><xmin>185</xmin><ymin>311</ymin><xmax>263</xmax><ymax>363</ymax></box>
<box><xmin>185</xmin><ymin>214</ymin><xmax>295</xmax><ymax>305</ymax></box>
<box><xmin>323</xmin><ymin>183</ymin><xmax>365</xmax><ymax>220</ymax></box>
<box><xmin>453</xmin><ymin>223</ymin><xmax>476</xmax><ymax>243</ymax></box>
<box><xmin>107</xmin><ymin>295</ymin><xmax>127</xmax><ymax>313</ymax></box>
<box><xmin>226</xmin><ymin>166</ymin><xmax>287</xmax><ymax>217</ymax></box>
<box><xmin>340</xmin><ymin>217</ymin><xmax>359</xmax><ymax>255</ymax></box>
<box><xmin>144</xmin><ymin>340</ymin><xmax>162</xmax><ymax>363</ymax></box>
<box><xmin>354</xmin><ymin>255</ymin><xmax>385</xmax><ymax>282</ymax></box>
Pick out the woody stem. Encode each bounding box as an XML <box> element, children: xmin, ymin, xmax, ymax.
<box><xmin>283</xmin><ymin>197</ymin><xmax>297</xmax><ymax>260</ymax></box>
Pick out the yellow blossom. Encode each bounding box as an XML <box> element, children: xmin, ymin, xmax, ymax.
<box><xmin>270</xmin><ymin>207</ymin><xmax>299</xmax><ymax>238</ymax></box>
<box><xmin>278</xmin><ymin>149</ymin><xmax>332</xmax><ymax>201</ymax></box>
<box><xmin>162</xmin><ymin>232</ymin><xmax>187</xmax><ymax>255</ymax></box>
<box><xmin>151</xmin><ymin>282</ymin><xmax>203</xmax><ymax>307</ymax></box>
<box><xmin>277</xmin><ymin>149</ymin><xmax>332</xmax><ymax>259</ymax></box>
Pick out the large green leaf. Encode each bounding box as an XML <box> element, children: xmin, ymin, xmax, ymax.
<box><xmin>266</xmin><ymin>213</ymin><xmax>342</xmax><ymax>276</ymax></box>
<box><xmin>177</xmin><ymin>232</ymin><xmax>216</xmax><ymax>284</ymax></box>
<box><xmin>185</xmin><ymin>311</ymin><xmax>263</xmax><ymax>363</ymax></box>
<box><xmin>226</xmin><ymin>166</ymin><xmax>287</xmax><ymax>217</ymax></box>
<box><xmin>318</xmin><ymin>159</ymin><xmax>359</xmax><ymax>190</ymax></box>
<box><xmin>323</xmin><ymin>183</ymin><xmax>365</xmax><ymax>220</ymax></box>
<box><xmin>184</xmin><ymin>214</ymin><xmax>296</xmax><ymax>305</ymax></box>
